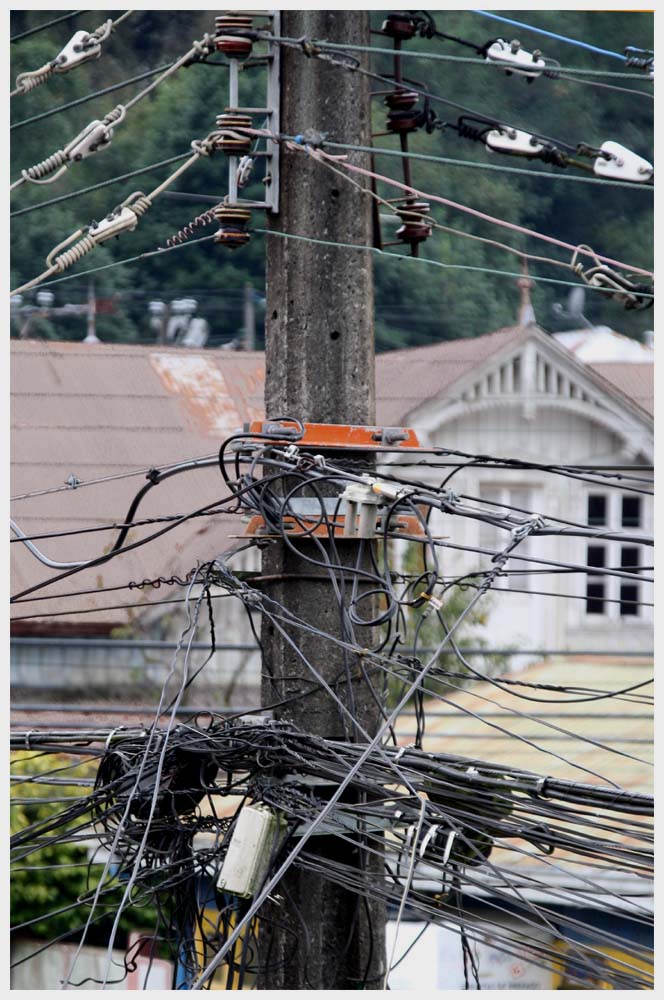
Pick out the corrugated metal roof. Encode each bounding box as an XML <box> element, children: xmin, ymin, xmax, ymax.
<box><xmin>11</xmin><ymin>342</ymin><xmax>264</xmax><ymax>630</ymax></box>
<box><xmin>395</xmin><ymin>657</ymin><xmax>653</xmax><ymax>794</ymax></box>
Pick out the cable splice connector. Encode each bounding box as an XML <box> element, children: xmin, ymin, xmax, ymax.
<box><xmin>624</xmin><ymin>46</ymin><xmax>654</xmax><ymax>77</ymax></box>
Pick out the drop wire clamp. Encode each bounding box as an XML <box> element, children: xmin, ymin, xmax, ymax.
<box><xmin>484</xmin><ymin>38</ymin><xmax>546</xmax><ymax>81</ymax></box>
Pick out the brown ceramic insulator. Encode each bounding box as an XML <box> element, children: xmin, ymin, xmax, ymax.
<box><xmin>215</xmin><ymin>113</ymin><xmax>253</xmax><ymax>155</ymax></box>
<box><xmin>387</xmin><ymin>108</ymin><xmax>421</xmax><ymax>135</ymax></box>
<box><xmin>384</xmin><ymin>89</ymin><xmax>419</xmax><ymax>112</ymax></box>
<box><xmin>214</xmin><ymin>205</ymin><xmax>252</xmax><ymax>249</ymax></box>
<box><xmin>215</xmin><ymin>14</ymin><xmax>254</xmax><ymax>59</ymax></box>
<box><xmin>381</xmin><ymin>12</ymin><xmax>418</xmax><ymax>41</ymax></box>
<box><xmin>395</xmin><ymin>202</ymin><xmax>432</xmax><ymax>244</ymax></box>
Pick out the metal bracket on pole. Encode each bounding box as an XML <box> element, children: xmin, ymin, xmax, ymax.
<box><xmin>224</xmin><ymin>10</ymin><xmax>280</xmax><ymax>213</ymax></box>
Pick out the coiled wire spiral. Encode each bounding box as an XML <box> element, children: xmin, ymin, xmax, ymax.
<box><xmin>14</xmin><ymin>63</ymin><xmax>55</xmax><ymax>95</ymax></box>
<box><xmin>166</xmin><ymin>206</ymin><xmax>222</xmax><ymax>248</ymax></box>
<box><xmin>22</xmin><ymin>150</ymin><xmax>68</xmax><ymax>183</ymax></box>
<box><xmin>52</xmin><ymin>234</ymin><xmax>98</xmax><ymax>272</ymax></box>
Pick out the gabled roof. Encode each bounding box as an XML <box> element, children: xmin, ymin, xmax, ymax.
<box><xmin>376</xmin><ymin>322</ymin><xmax>654</xmax><ymax>425</ymax></box>
<box><xmin>375</xmin><ymin>327</ymin><xmax>524</xmax><ymax>425</ymax></box>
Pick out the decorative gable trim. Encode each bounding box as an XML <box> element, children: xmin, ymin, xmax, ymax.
<box><xmin>400</xmin><ymin>328</ymin><xmax>653</xmax><ymax>461</ymax></box>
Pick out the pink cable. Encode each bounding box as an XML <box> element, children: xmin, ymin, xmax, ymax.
<box><xmin>316</xmin><ymin>150</ymin><xmax>654</xmax><ymax>279</ymax></box>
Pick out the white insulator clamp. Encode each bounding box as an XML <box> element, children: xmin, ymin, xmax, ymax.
<box><xmin>485</xmin><ymin>38</ymin><xmax>545</xmax><ymax>79</ymax></box>
<box><xmin>54</xmin><ymin>30</ymin><xmax>103</xmax><ymax>73</ymax></box>
<box><xmin>65</xmin><ymin>120</ymin><xmax>115</xmax><ymax>162</ymax></box>
<box><xmin>88</xmin><ymin>206</ymin><xmax>140</xmax><ymax>244</ymax></box>
<box><xmin>593</xmin><ymin>141</ymin><xmax>653</xmax><ymax>184</ymax></box>
<box><xmin>485</xmin><ymin>127</ymin><xmax>544</xmax><ymax>157</ymax></box>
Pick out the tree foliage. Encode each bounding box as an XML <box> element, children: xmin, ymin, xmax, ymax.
<box><xmin>10</xmin><ymin>10</ymin><xmax>653</xmax><ymax>349</ymax></box>
<box><xmin>10</xmin><ymin>751</ymin><xmax>158</xmax><ymax>944</ymax></box>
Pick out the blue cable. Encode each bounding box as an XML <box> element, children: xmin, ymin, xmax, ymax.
<box><xmin>471</xmin><ymin>10</ymin><xmax>627</xmax><ymax>62</ymax></box>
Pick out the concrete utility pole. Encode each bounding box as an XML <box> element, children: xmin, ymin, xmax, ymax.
<box><xmin>258</xmin><ymin>11</ymin><xmax>385</xmax><ymax>990</ymax></box>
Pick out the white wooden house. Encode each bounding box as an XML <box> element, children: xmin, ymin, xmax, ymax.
<box><xmin>377</xmin><ymin>301</ymin><xmax>653</xmax><ymax>654</ymax></box>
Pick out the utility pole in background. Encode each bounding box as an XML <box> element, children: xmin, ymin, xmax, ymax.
<box><xmin>242</xmin><ymin>281</ymin><xmax>256</xmax><ymax>350</ymax></box>
<box><xmin>84</xmin><ymin>281</ymin><xmax>99</xmax><ymax>342</ymax></box>
<box><xmin>257</xmin><ymin>11</ymin><xmax>386</xmax><ymax>990</ymax></box>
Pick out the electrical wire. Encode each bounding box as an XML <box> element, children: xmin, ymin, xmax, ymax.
<box><xmin>11</xmin><ymin>11</ymin><xmax>88</xmax><ymax>44</ymax></box>
<box><xmin>10</xmin><ymin>62</ymin><xmax>174</xmax><ymax>131</ymax></box>
<box><xmin>257</xmin><ymin>228</ymin><xmax>654</xmax><ymax>302</ymax></box>
<box><xmin>10</xmin><ymin>154</ymin><xmax>192</xmax><ymax>218</ymax></box>
<box><xmin>470</xmin><ymin>10</ymin><xmax>634</xmax><ymax>62</ymax></box>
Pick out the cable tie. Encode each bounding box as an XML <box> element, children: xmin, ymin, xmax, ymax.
<box><xmin>441</xmin><ymin>829</ymin><xmax>457</xmax><ymax>866</ymax></box>
<box><xmin>65</xmin><ymin>474</ymin><xmax>81</xmax><ymax>490</ymax></box>
<box><xmin>419</xmin><ymin>823</ymin><xmax>440</xmax><ymax>858</ymax></box>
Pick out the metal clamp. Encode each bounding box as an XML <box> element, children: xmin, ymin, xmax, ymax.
<box><xmin>593</xmin><ymin>141</ymin><xmax>653</xmax><ymax>184</ymax></box>
<box><xmin>88</xmin><ymin>206</ymin><xmax>141</xmax><ymax>244</ymax></box>
<box><xmin>55</xmin><ymin>30</ymin><xmax>103</xmax><ymax>73</ymax></box>
<box><xmin>484</xmin><ymin>38</ymin><xmax>545</xmax><ymax>80</ymax></box>
<box><xmin>485</xmin><ymin>127</ymin><xmax>544</xmax><ymax>158</ymax></box>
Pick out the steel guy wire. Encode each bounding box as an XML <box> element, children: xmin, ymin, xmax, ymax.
<box><xmin>325</xmin><ymin>140</ymin><xmax>654</xmax><ymax>190</ymax></box>
<box><xmin>317</xmin><ymin>39</ymin><xmax>654</xmax><ymax>83</ymax></box>
<box><xmin>10</xmin><ymin>153</ymin><xmax>193</xmax><ymax>218</ymax></box>
<box><xmin>11</xmin><ymin>232</ymin><xmax>217</xmax><ymax>295</ymax></box>
<box><xmin>253</xmin><ymin>30</ymin><xmax>650</xmax><ymax>78</ymax></box>
<box><xmin>10</xmin><ymin>450</ymin><xmax>219</xmax><ymax>502</ymax></box>
<box><xmin>10</xmin><ymin>10</ymin><xmax>88</xmax><ymax>43</ymax></box>
<box><xmin>10</xmin><ymin>63</ymin><xmax>174</xmax><ymax>131</ymax></box>
<box><xmin>257</xmin><ymin>229</ymin><xmax>654</xmax><ymax>302</ymax></box>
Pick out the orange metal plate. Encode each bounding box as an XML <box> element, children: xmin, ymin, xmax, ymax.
<box><xmin>247</xmin><ymin>420</ymin><xmax>421</xmax><ymax>450</ymax></box>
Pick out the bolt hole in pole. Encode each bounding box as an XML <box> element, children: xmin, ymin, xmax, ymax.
<box><xmin>330</xmin><ymin>330</ymin><xmax>341</xmax><ymax>341</ymax></box>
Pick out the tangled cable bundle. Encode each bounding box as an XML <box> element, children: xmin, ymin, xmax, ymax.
<box><xmin>9</xmin><ymin>419</ymin><xmax>654</xmax><ymax>988</ymax></box>
<box><xmin>9</xmin><ymin>7</ymin><xmax>654</xmax><ymax>988</ymax></box>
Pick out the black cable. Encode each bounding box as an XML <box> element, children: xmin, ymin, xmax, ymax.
<box><xmin>10</xmin><ymin>10</ymin><xmax>88</xmax><ymax>43</ymax></box>
<box><xmin>10</xmin><ymin>62</ymin><xmax>173</xmax><ymax>130</ymax></box>
<box><xmin>10</xmin><ymin>153</ymin><xmax>191</xmax><ymax>218</ymax></box>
